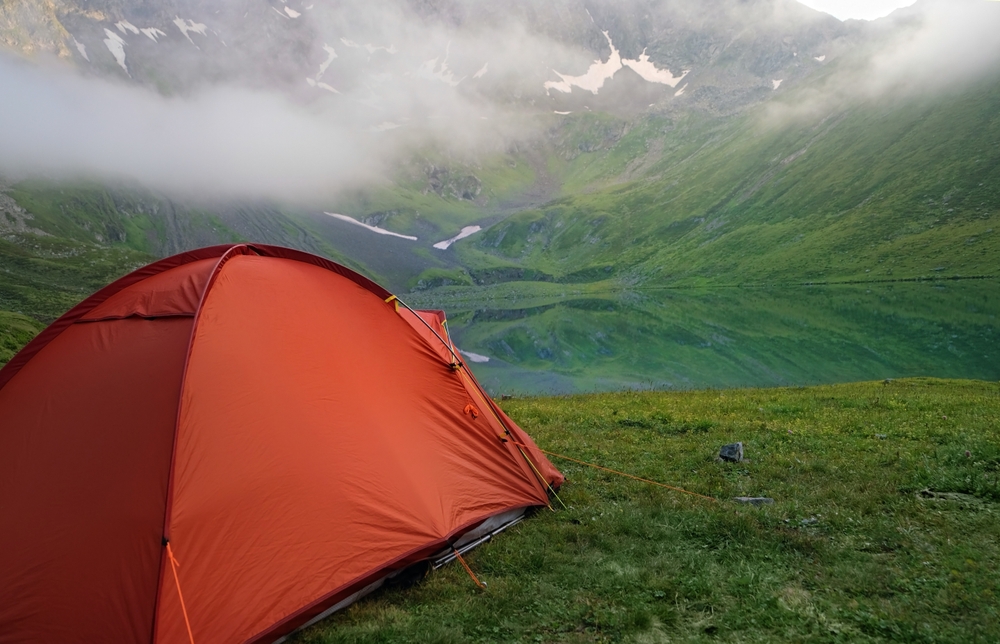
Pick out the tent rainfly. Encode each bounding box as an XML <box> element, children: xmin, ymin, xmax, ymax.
<box><xmin>0</xmin><ymin>243</ymin><xmax>563</xmax><ymax>644</ymax></box>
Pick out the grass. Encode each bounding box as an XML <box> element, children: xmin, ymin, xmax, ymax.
<box><xmin>0</xmin><ymin>233</ymin><xmax>154</xmax><ymax>325</ymax></box>
<box><xmin>0</xmin><ymin>310</ymin><xmax>45</xmax><ymax>364</ymax></box>
<box><xmin>293</xmin><ymin>378</ymin><xmax>1000</xmax><ymax>643</ymax></box>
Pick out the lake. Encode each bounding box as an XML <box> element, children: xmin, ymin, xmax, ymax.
<box><xmin>415</xmin><ymin>280</ymin><xmax>1000</xmax><ymax>395</ymax></box>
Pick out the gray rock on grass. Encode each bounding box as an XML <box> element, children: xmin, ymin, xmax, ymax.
<box><xmin>719</xmin><ymin>442</ymin><xmax>744</xmax><ymax>462</ymax></box>
<box><xmin>733</xmin><ymin>497</ymin><xmax>774</xmax><ymax>506</ymax></box>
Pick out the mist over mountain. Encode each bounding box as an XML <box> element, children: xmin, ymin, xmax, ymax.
<box><xmin>1</xmin><ymin>0</ymin><xmax>999</xmax><ymax>304</ymax></box>
<box><xmin>0</xmin><ymin>0</ymin><xmax>938</xmax><ymax>200</ymax></box>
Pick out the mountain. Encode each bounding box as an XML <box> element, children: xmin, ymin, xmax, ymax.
<box><xmin>455</xmin><ymin>68</ymin><xmax>1000</xmax><ymax>287</ymax></box>
<box><xmin>4</xmin><ymin>0</ymin><xmax>850</xmax><ymax>101</ymax></box>
<box><xmin>1</xmin><ymin>0</ymin><xmax>999</xmax><ymax>365</ymax></box>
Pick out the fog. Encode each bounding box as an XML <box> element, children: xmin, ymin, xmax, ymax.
<box><xmin>1</xmin><ymin>0</ymin><xmax>998</xmax><ymax>202</ymax></box>
<box><xmin>764</xmin><ymin>0</ymin><xmax>1000</xmax><ymax>125</ymax></box>
<box><xmin>865</xmin><ymin>1</ymin><xmax>1000</xmax><ymax>94</ymax></box>
<box><xmin>0</xmin><ymin>0</ymin><xmax>586</xmax><ymax>201</ymax></box>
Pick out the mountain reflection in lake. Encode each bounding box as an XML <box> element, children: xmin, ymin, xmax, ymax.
<box><xmin>429</xmin><ymin>281</ymin><xmax>999</xmax><ymax>395</ymax></box>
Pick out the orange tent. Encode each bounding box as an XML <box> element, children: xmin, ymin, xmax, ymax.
<box><xmin>0</xmin><ymin>244</ymin><xmax>562</xmax><ymax>644</ymax></box>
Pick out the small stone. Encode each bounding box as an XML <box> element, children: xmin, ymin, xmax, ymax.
<box><xmin>719</xmin><ymin>442</ymin><xmax>744</xmax><ymax>462</ymax></box>
<box><xmin>733</xmin><ymin>497</ymin><xmax>774</xmax><ymax>506</ymax></box>
<box><xmin>800</xmin><ymin>517</ymin><xmax>818</xmax><ymax>525</ymax></box>
<box><xmin>876</xmin><ymin>434</ymin><xmax>887</xmax><ymax>440</ymax></box>
<box><xmin>917</xmin><ymin>489</ymin><xmax>983</xmax><ymax>506</ymax></box>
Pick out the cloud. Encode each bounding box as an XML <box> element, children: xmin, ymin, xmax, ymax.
<box><xmin>1</xmin><ymin>0</ymin><xmax>998</xmax><ymax>203</ymax></box>
<box><xmin>0</xmin><ymin>0</ymin><xmax>597</xmax><ymax>201</ymax></box>
<box><xmin>863</xmin><ymin>0</ymin><xmax>1000</xmax><ymax>95</ymax></box>
<box><xmin>0</xmin><ymin>55</ymin><xmax>376</xmax><ymax>199</ymax></box>
<box><xmin>763</xmin><ymin>0</ymin><xmax>1000</xmax><ymax>125</ymax></box>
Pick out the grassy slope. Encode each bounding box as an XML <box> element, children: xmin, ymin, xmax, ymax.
<box><xmin>296</xmin><ymin>379</ymin><xmax>1000</xmax><ymax>644</ymax></box>
<box><xmin>0</xmin><ymin>310</ymin><xmax>45</xmax><ymax>364</ymax></box>
<box><xmin>0</xmin><ymin>234</ymin><xmax>154</xmax><ymax>325</ymax></box>
<box><xmin>456</xmin><ymin>73</ymin><xmax>1000</xmax><ymax>286</ymax></box>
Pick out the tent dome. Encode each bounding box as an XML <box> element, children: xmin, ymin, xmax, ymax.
<box><xmin>0</xmin><ymin>243</ymin><xmax>562</xmax><ymax>644</ymax></box>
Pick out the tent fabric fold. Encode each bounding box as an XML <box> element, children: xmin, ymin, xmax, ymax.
<box><xmin>0</xmin><ymin>243</ymin><xmax>562</xmax><ymax>644</ymax></box>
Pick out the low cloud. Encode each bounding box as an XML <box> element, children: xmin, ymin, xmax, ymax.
<box><xmin>1</xmin><ymin>0</ymin><xmax>998</xmax><ymax>202</ymax></box>
<box><xmin>0</xmin><ymin>0</ymin><xmax>582</xmax><ymax>202</ymax></box>
<box><xmin>0</xmin><ymin>55</ymin><xmax>382</xmax><ymax>199</ymax></box>
<box><xmin>763</xmin><ymin>0</ymin><xmax>1000</xmax><ymax>125</ymax></box>
<box><xmin>864</xmin><ymin>0</ymin><xmax>1000</xmax><ymax>95</ymax></box>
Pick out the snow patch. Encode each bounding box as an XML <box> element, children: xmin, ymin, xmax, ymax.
<box><xmin>373</xmin><ymin>121</ymin><xmax>401</xmax><ymax>131</ymax></box>
<box><xmin>473</xmin><ymin>62</ymin><xmax>488</xmax><ymax>79</ymax></box>
<box><xmin>622</xmin><ymin>49</ymin><xmax>689</xmax><ymax>87</ymax></box>
<box><xmin>545</xmin><ymin>33</ymin><xmax>690</xmax><ymax>95</ymax></box>
<box><xmin>173</xmin><ymin>17</ymin><xmax>208</xmax><ymax>46</ymax></box>
<box><xmin>102</xmin><ymin>29</ymin><xmax>128</xmax><ymax>75</ymax></box>
<box><xmin>674</xmin><ymin>83</ymin><xmax>687</xmax><ymax>96</ymax></box>
<box><xmin>814</xmin><ymin>55</ymin><xmax>826</xmax><ymax>62</ymax></box>
<box><xmin>284</xmin><ymin>7</ymin><xmax>301</xmax><ymax>18</ymax></box>
<box><xmin>460</xmin><ymin>350</ymin><xmax>490</xmax><ymax>363</ymax></box>
<box><xmin>433</xmin><ymin>225</ymin><xmax>481</xmax><ymax>250</ymax></box>
<box><xmin>324</xmin><ymin>213</ymin><xmax>417</xmax><ymax>240</ymax></box>
<box><xmin>365</xmin><ymin>43</ymin><xmax>397</xmax><ymax>54</ymax></box>
<box><xmin>73</xmin><ymin>37</ymin><xmax>89</xmax><ymax>61</ymax></box>
<box><xmin>140</xmin><ymin>27</ymin><xmax>166</xmax><ymax>43</ymax></box>
<box><xmin>553</xmin><ymin>110</ymin><xmax>572</xmax><ymax>115</ymax></box>
<box><xmin>419</xmin><ymin>46</ymin><xmax>462</xmax><ymax>86</ymax></box>
<box><xmin>772</xmin><ymin>79</ymin><xmax>783</xmax><ymax>90</ymax></box>
<box><xmin>115</xmin><ymin>20</ymin><xmax>139</xmax><ymax>35</ymax></box>
<box><xmin>544</xmin><ymin>30</ymin><xmax>621</xmax><ymax>95</ymax></box>
<box><xmin>306</xmin><ymin>78</ymin><xmax>339</xmax><ymax>93</ymax></box>
<box><xmin>340</xmin><ymin>37</ymin><xmax>361</xmax><ymax>49</ymax></box>
<box><xmin>317</xmin><ymin>44</ymin><xmax>337</xmax><ymax>78</ymax></box>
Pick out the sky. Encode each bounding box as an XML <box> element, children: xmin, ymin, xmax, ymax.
<box><xmin>796</xmin><ymin>0</ymin><xmax>918</xmax><ymax>21</ymax></box>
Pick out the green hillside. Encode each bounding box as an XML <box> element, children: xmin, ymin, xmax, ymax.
<box><xmin>0</xmin><ymin>310</ymin><xmax>45</xmax><ymax>364</ymax></box>
<box><xmin>456</xmin><ymin>73</ymin><xmax>1000</xmax><ymax>287</ymax></box>
<box><xmin>0</xmin><ymin>233</ymin><xmax>153</xmax><ymax>324</ymax></box>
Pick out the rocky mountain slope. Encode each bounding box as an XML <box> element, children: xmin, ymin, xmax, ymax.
<box><xmin>5</xmin><ymin>0</ymin><xmax>851</xmax><ymax>106</ymax></box>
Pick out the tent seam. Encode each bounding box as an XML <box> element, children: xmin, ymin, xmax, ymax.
<box><xmin>392</xmin><ymin>303</ymin><xmax>553</xmax><ymax>499</ymax></box>
<box><xmin>150</xmin><ymin>243</ymin><xmax>250</xmax><ymax>644</ymax></box>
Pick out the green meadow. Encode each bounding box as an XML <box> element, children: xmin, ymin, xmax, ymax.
<box><xmin>295</xmin><ymin>379</ymin><xmax>999</xmax><ymax>643</ymax></box>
